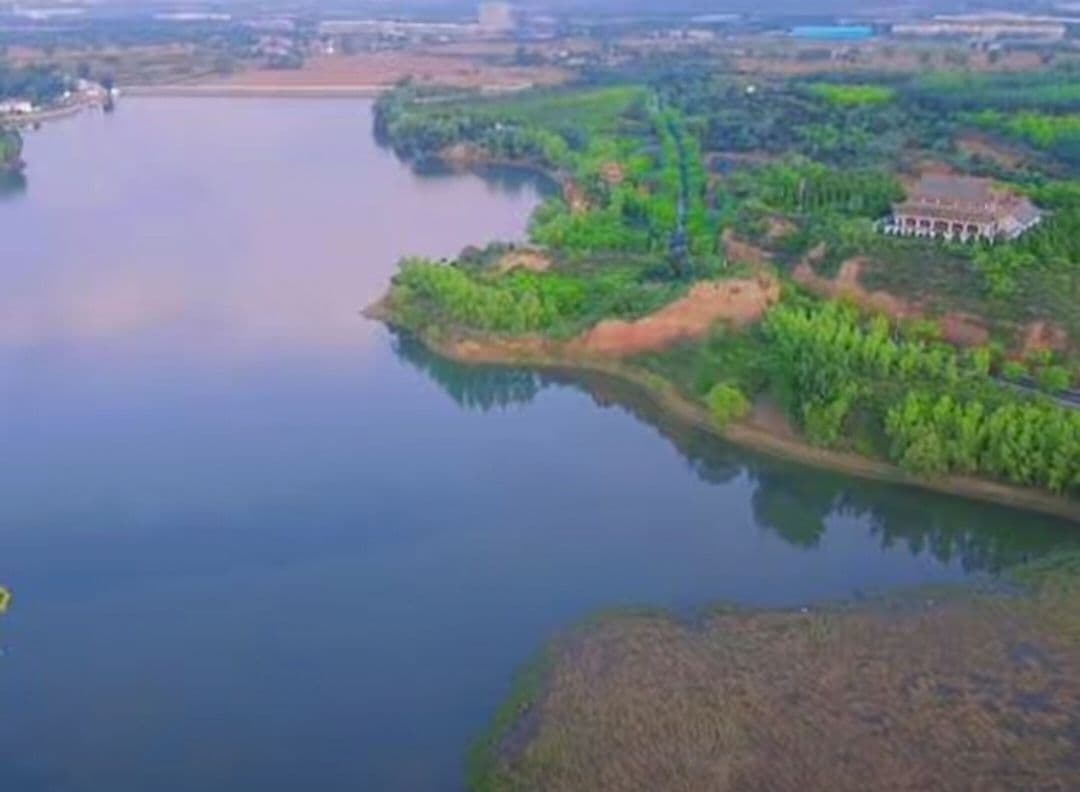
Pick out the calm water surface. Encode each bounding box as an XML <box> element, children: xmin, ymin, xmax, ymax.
<box><xmin>1</xmin><ymin>99</ymin><xmax>1077</xmax><ymax>791</ymax></box>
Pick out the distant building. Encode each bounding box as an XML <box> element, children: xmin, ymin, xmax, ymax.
<box><xmin>318</xmin><ymin>19</ymin><xmax>477</xmax><ymax>38</ymax></box>
<box><xmin>479</xmin><ymin>2</ymin><xmax>514</xmax><ymax>33</ymax></box>
<box><xmin>153</xmin><ymin>12</ymin><xmax>232</xmax><ymax>22</ymax></box>
<box><xmin>0</xmin><ymin>100</ymin><xmax>33</xmax><ymax>115</ymax></box>
<box><xmin>884</xmin><ymin>175</ymin><xmax>1043</xmax><ymax>243</ymax></box>
<box><xmin>892</xmin><ymin>16</ymin><xmax>1066</xmax><ymax>41</ymax></box>
<box><xmin>790</xmin><ymin>25</ymin><xmax>874</xmax><ymax>41</ymax></box>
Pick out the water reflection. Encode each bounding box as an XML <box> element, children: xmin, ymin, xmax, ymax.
<box><xmin>393</xmin><ymin>334</ymin><xmax>1080</xmax><ymax>574</ymax></box>
<box><xmin>0</xmin><ymin>99</ymin><xmax>547</xmax><ymax>353</ymax></box>
<box><xmin>566</xmin><ymin>371</ymin><xmax>1079</xmax><ymax>573</ymax></box>
<box><xmin>392</xmin><ymin>331</ymin><xmax>543</xmax><ymax>410</ymax></box>
<box><xmin>411</xmin><ymin>158</ymin><xmax>558</xmax><ymax>198</ymax></box>
<box><xmin>0</xmin><ymin>170</ymin><xmax>27</xmax><ymax>200</ymax></box>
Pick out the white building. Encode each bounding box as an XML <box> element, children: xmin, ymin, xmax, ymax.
<box><xmin>0</xmin><ymin>100</ymin><xmax>34</xmax><ymax>115</ymax></box>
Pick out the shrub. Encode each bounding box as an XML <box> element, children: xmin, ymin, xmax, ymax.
<box><xmin>707</xmin><ymin>383</ymin><xmax>751</xmax><ymax>428</ymax></box>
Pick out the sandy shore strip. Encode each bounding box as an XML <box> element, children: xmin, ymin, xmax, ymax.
<box><xmin>123</xmin><ymin>84</ymin><xmax>389</xmax><ymax>98</ymax></box>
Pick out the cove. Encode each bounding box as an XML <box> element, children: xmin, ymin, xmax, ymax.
<box><xmin>0</xmin><ymin>99</ymin><xmax>1077</xmax><ymax>792</ymax></box>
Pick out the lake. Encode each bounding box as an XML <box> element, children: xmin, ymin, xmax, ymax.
<box><xmin>1</xmin><ymin>98</ymin><xmax>1077</xmax><ymax>791</ymax></box>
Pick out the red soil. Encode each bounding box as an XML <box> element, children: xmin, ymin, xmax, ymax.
<box><xmin>571</xmin><ymin>276</ymin><xmax>780</xmax><ymax>357</ymax></box>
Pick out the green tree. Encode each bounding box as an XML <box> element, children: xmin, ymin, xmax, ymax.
<box><xmin>706</xmin><ymin>384</ymin><xmax>750</xmax><ymax>428</ymax></box>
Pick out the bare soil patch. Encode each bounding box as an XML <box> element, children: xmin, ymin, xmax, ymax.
<box><xmin>747</xmin><ymin>397</ymin><xmax>798</xmax><ymax>440</ymax></box>
<box><xmin>795</xmin><ymin>257</ymin><xmax>992</xmax><ymax>347</ymax></box>
<box><xmin>440</xmin><ymin>142</ymin><xmax>489</xmax><ymax>166</ymax></box>
<box><xmin>940</xmin><ymin>312</ymin><xmax>991</xmax><ymax>347</ymax></box>
<box><xmin>572</xmin><ymin>277</ymin><xmax>780</xmax><ymax>357</ymax></box>
<box><xmin>562</xmin><ymin>180</ymin><xmax>588</xmax><ymax>215</ymax></box>
<box><xmin>957</xmin><ymin>133</ymin><xmax>1030</xmax><ymax>172</ymax></box>
<box><xmin>599</xmin><ymin>161</ymin><xmax>624</xmax><ymax>186</ymax></box>
<box><xmin>794</xmin><ymin>257</ymin><xmax>918</xmax><ymax>320</ymax></box>
<box><xmin>486</xmin><ymin>565</ymin><xmax>1080</xmax><ymax>791</ymax></box>
<box><xmin>1021</xmin><ymin>320</ymin><xmax>1070</xmax><ymax>357</ymax></box>
<box><xmin>721</xmin><ymin>229</ymin><xmax>772</xmax><ymax>266</ymax></box>
<box><xmin>764</xmin><ymin>216</ymin><xmax>797</xmax><ymax>242</ymax></box>
<box><xmin>204</xmin><ymin>53</ymin><xmax>569</xmax><ymax>91</ymax></box>
<box><xmin>494</xmin><ymin>249</ymin><xmax>553</xmax><ymax>274</ymax></box>
<box><xmin>424</xmin><ymin>39</ymin><xmax>599</xmax><ymax>59</ymax></box>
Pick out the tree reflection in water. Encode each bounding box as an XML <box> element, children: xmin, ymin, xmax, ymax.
<box><xmin>392</xmin><ymin>330</ymin><xmax>544</xmax><ymax>411</ymax></box>
<box><xmin>392</xmin><ymin>335</ymin><xmax>1080</xmax><ymax>574</ymax></box>
<box><xmin>0</xmin><ymin>170</ymin><xmax>27</xmax><ymax>201</ymax></box>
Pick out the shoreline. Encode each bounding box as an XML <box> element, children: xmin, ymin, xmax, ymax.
<box><xmin>122</xmin><ymin>84</ymin><xmax>389</xmax><ymax>99</ymax></box>
<box><xmin>4</xmin><ymin>98</ymin><xmax>97</xmax><ymax>129</ymax></box>
<box><xmin>122</xmin><ymin>81</ymin><xmax>545</xmax><ymax>100</ymax></box>
<box><xmin>367</xmin><ymin>300</ymin><xmax>1080</xmax><ymax>522</ymax></box>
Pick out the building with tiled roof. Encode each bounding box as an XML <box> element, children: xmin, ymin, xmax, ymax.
<box><xmin>883</xmin><ymin>175</ymin><xmax>1042</xmax><ymax>243</ymax></box>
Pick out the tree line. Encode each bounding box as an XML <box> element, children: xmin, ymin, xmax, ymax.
<box><xmin>391</xmin><ymin>258</ymin><xmax>685</xmax><ymax>337</ymax></box>
<box><xmin>886</xmin><ymin>391</ymin><xmax>1080</xmax><ymax>492</ymax></box>
<box><xmin>0</xmin><ymin>63</ymin><xmax>67</xmax><ymax>106</ymax></box>
<box><xmin>762</xmin><ymin>301</ymin><xmax>1080</xmax><ymax>494</ymax></box>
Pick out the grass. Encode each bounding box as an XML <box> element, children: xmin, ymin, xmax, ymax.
<box><xmin>632</xmin><ymin>324</ymin><xmax>772</xmax><ymax>401</ymax></box>
<box><xmin>467</xmin><ymin>649</ymin><xmax>551</xmax><ymax>792</ymax></box>
<box><xmin>972</xmin><ymin>110</ymin><xmax>1080</xmax><ymax>149</ymax></box>
<box><xmin>807</xmin><ymin>82</ymin><xmax>895</xmax><ymax>107</ymax></box>
<box><xmin>855</xmin><ymin>235</ymin><xmax>1080</xmax><ymax>365</ymax></box>
<box><xmin>912</xmin><ymin>70</ymin><xmax>1080</xmax><ymax>113</ymax></box>
<box><xmin>388</xmin><ymin>255</ymin><xmax>693</xmax><ymax>341</ymax></box>
<box><xmin>418</xmin><ymin>85</ymin><xmax>648</xmax><ymax>136</ymax></box>
<box><xmin>475</xmin><ymin>552</ymin><xmax>1080</xmax><ymax>791</ymax></box>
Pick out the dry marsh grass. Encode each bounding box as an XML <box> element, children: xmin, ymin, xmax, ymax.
<box><xmin>476</xmin><ymin>557</ymin><xmax>1080</xmax><ymax>791</ymax></box>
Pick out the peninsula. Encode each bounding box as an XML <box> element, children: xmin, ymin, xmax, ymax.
<box><xmin>369</xmin><ymin>64</ymin><xmax>1080</xmax><ymax>520</ymax></box>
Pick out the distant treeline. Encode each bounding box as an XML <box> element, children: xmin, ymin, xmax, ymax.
<box><xmin>0</xmin><ymin>63</ymin><xmax>67</xmax><ymax>105</ymax></box>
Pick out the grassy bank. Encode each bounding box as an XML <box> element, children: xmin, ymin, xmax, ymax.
<box><xmin>471</xmin><ymin>552</ymin><xmax>1080</xmax><ymax>791</ymax></box>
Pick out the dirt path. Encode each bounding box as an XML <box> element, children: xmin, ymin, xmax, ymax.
<box><xmin>493</xmin><ymin>249</ymin><xmax>553</xmax><ymax>274</ymax></box>
<box><xmin>720</xmin><ymin>229</ymin><xmax>773</xmax><ymax>266</ymax></box>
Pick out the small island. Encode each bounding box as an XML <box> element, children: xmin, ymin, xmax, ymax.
<box><xmin>369</xmin><ymin>69</ymin><xmax>1080</xmax><ymax>520</ymax></box>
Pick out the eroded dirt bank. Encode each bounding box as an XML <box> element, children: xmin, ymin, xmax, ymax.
<box><xmin>571</xmin><ymin>276</ymin><xmax>780</xmax><ymax>357</ymax></box>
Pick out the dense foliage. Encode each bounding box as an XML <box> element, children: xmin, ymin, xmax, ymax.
<box><xmin>662</xmin><ymin>75</ymin><xmax>943</xmax><ymax>169</ymax></box>
<box><xmin>377</xmin><ymin>67</ymin><xmax>1080</xmax><ymax>499</ymax></box>
<box><xmin>391</xmin><ymin>258</ymin><xmax>685</xmax><ymax>336</ymax></box>
<box><xmin>763</xmin><ymin>301</ymin><xmax>1080</xmax><ymax>493</ymax></box>
<box><xmin>374</xmin><ymin>84</ymin><xmax>644</xmax><ymax>168</ymax></box>
<box><xmin>753</xmin><ymin>160</ymin><xmax>902</xmax><ymax>218</ymax></box>
<box><xmin>971</xmin><ymin>181</ymin><xmax>1080</xmax><ymax>296</ymax></box>
<box><xmin>0</xmin><ymin>63</ymin><xmax>67</xmax><ymax>106</ymax></box>
<box><xmin>807</xmin><ymin>83</ymin><xmax>895</xmax><ymax>107</ymax></box>
<box><xmin>392</xmin><ymin>259</ymin><xmax>585</xmax><ymax>333</ymax></box>
<box><xmin>377</xmin><ymin>84</ymin><xmax>719</xmax><ymax>269</ymax></box>
<box><xmin>886</xmin><ymin>391</ymin><xmax>1080</xmax><ymax>491</ymax></box>
<box><xmin>910</xmin><ymin>69</ymin><xmax>1080</xmax><ymax>114</ymax></box>
<box><xmin>970</xmin><ymin>110</ymin><xmax>1080</xmax><ymax>168</ymax></box>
